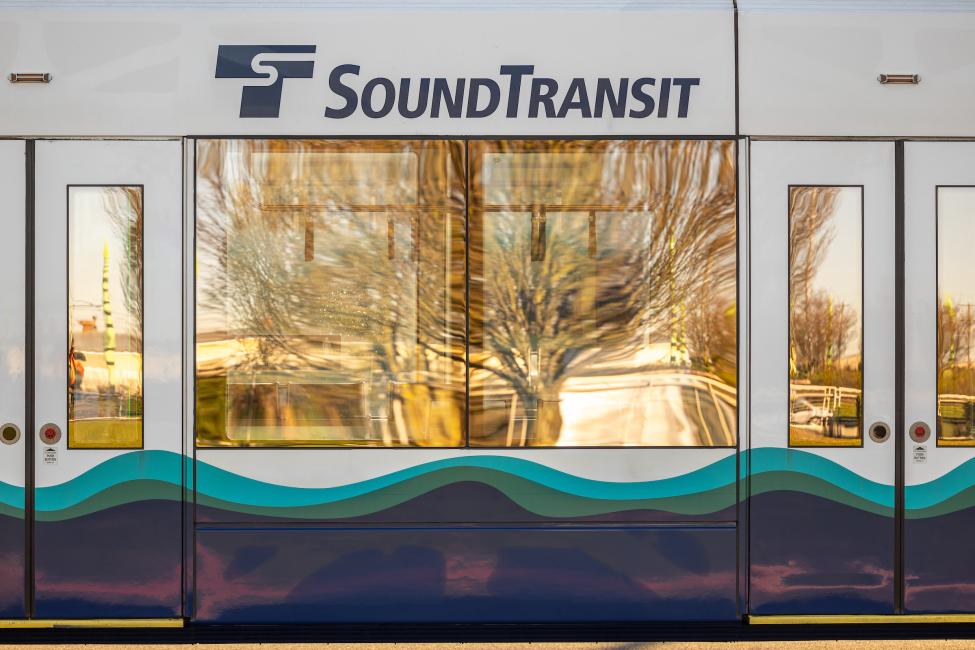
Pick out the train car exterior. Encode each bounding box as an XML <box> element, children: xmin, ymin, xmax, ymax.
<box><xmin>0</xmin><ymin>0</ymin><xmax>974</xmax><ymax>628</ymax></box>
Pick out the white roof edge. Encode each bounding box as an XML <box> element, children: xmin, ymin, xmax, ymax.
<box><xmin>738</xmin><ymin>0</ymin><xmax>975</xmax><ymax>11</ymax></box>
<box><xmin>0</xmin><ymin>0</ymin><xmax>733</xmax><ymax>9</ymax></box>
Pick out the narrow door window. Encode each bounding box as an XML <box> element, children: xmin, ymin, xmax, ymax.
<box><xmin>788</xmin><ymin>186</ymin><xmax>863</xmax><ymax>447</ymax></box>
<box><xmin>937</xmin><ymin>187</ymin><xmax>975</xmax><ymax>446</ymax></box>
<box><xmin>67</xmin><ymin>186</ymin><xmax>144</xmax><ymax>449</ymax></box>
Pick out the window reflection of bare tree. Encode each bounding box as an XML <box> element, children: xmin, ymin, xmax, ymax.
<box><xmin>788</xmin><ymin>187</ymin><xmax>859</xmax><ymax>388</ymax></box>
<box><xmin>788</xmin><ymin>187</ymin><xmax>862</xmax><ymax>446</ymax></box>
<box><xmin>469</xmin><ymin>141</ymin><xmax>737</xmax><ymax>445</ymax></box>
<box><xmin>195</xmin><ymin>140</ymin><xmax>466</xmax><ymax>446</ymax></box>
<box><xmin>105</xmin><ymin>187</ymin><xmax>144</xmax><ymax>350</ymax></box>
<box><xmin>939</xmin><ymin>298</ymin><xmax>974</xmax><ymax>391</ymax></box>
<box><xmin>195</xmin><ymin>139</ymin><xmax>737</xmax><ymax>448</ymax></box>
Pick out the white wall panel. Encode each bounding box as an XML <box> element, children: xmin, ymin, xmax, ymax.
<box><xmin>740</xmin><ymin>7</ymin><xmax>975</xmax><ymax>136</ymax></box>
<box><xmin>0</xmin><ymin>8</ymin><xmax>735</xmax><ymax>136</ymax></box>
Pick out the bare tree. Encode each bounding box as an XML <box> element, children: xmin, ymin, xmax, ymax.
<box><xmin>195</xmin><ymin>139</ymin><xmax>739</xmax><ymax>446</ymax></box>
<box><xmin>938</xmin><ymin>297</ymin><xmax>975</xmax><ymax>396</ymax></box>
<box><xmin>469</xmin><ymin>140</ymin><xmax>737</xmax><ymax>444</ymax></box>
<box><xmin>788</xmin><ymin>187</ymin><xmax>860</xmax><ymax>390</ymax></box>
<box><xmin>105</xmin><ymin>186</ymin><xmax>144</xmax><ymax>350</ymax></box>
<box><xmin>195</xmin><ymin>140</ymin><xmax>466</xmax><ymax>446</ymax></box>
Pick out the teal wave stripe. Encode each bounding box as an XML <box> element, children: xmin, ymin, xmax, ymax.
<box><xmin>19</xmin><ymin>447</ymin><xmax>975</xmax><ymax>521</ymax></box>
<box><xmin>906</xmin><ymin>456</ymin><xmax>975</xmax><ymax>510</ymax></box>
<box><xmin>0</xmin><ymin>481</ymin><xmax>24</xmax><ymax>509</ymax></box>
<box><xmin>0</xmin><ymin>481</ymin><xmax>24</xmax><ymax>519</ymax></box>
<box><xmin>196</xmin><ymin>454</ymin><xmax>737</xmax><ymax>507</ymax></box>
<box><xmin>35</xmin><ymin>450</ymin><xmax>186</xmax><ymax>512</ymax></box>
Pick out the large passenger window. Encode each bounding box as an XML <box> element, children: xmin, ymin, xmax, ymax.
<box><xmin>937</xmin><ymin>187</ymin><xmax>975</xmax><ymax>446</ymax></box>
<box><xmin>196</xmin><ymin>140</ymin><xmax>466</xmax><ymax>447</ymax></box>
<box><xmin>469</xmin><ymin>140</ymin><xmax>737</xmax><ymax>446</ymax></box>
<box><xmin>68</xmin><ymin>186</ymin><xmax>144</xmax><ymax>449</ymax></box>
<box><xmin>196</xmin><ymin>139</ymin><xmax>737</xmax><ymax>448</ymax></box>
<box><xmin>788</xmin><ymin>186</ymin><xmax>863</xmax><ymax>447</ymax></box>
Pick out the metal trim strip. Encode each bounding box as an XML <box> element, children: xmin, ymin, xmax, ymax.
<box><xmin>0</xmin><ymin>618</ymin><xmax>184</xmax><ymax>628</ymax></box>
<box><xmin>750</xmin><ymin>614</ymin><xmax>975</xmax><ymax>624</ymax></box>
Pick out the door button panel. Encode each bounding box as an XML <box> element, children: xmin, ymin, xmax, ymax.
<box><xmin>39</xmin><ymin>423</ymin><xmax>61</xmax><ymax>445</ymax></box>
<box><xmin>909</xmin><ymin>421</ymin><xmax>931</xmax><ymax>443</ymax></box>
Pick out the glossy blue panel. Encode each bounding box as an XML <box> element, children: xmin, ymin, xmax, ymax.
<box><xmin>0</xmin><ymin>513</ymin><xmax>24</xmax><ymax>618</ymax></box>
<box><xmin>195</xmin><ymin>526</ymin><xmax>737</xmax><ymax>623</ymax></box>
<box><xmin>34</xmin><ymin>500</ymin><xmax>181</xmax><ymax>618</ymax></box>
<box><xmin>906</xmin><ymin>509</ymin><xmax>975</xmax><ymax>613</ymax></box>
<box><xmin>749</xmin><ymin>491</ymin><xmax>894</xmax><ymax>614</ymax></box>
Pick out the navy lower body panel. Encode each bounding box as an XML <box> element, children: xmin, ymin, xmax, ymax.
<box><xmin>905</xmin><ymin>507</ymin><xmax>975</xmax><ymax>613</ymax></box>
<box><xmin>749</xmin><ymin>491</ymin><xmax>894</xmax><ymax>615</ymax></box>
<box><xmin>195</xmin><ymin>526</ymin><xmax>737</xmax><ymax>623</ymax></box>
<box><xmin>34</xmin><ymin>500</ymin><xmax>181</xmax><ymax>618</ymax></box>
<box><xmin>0</xmin><ymin>513</ymin><xmax>24</xmax><ymax>617</ymax></box>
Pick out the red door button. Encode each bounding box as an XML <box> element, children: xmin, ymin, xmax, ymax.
<box><xmin>38</xmin><ymin>423</ymin><xmax>61</xmax><ymax>444</ymax></box>
<box><xmin>909</xmin><ymin>421</ymin><xmax>930</xmax><ymax>443</ymax></box>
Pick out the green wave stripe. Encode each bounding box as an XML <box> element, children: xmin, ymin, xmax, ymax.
<box><xmin>10</xmin><ymin>447</ymin><xmax>975</xmax><ymax>521</ymax></box>
<box><xmin>750</xmin><ymin>448</ymin><xmax>894</xmax><ymax>509</ymax></box>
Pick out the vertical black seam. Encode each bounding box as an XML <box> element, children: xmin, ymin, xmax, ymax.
<box><xmin>733</xmin><ymin>136</ymin><xmax>742</xmax><ymax>621</ymax></box>
<box><xmin>743</xmin><ymin>135</ymin><xmax>752</xmax><ymax>621</ymax></box>
<box><xmin>464</xmin><ymin>141</ymin><xmax>471</xmax><ymax>449</ymax></box>
<box><xmin>191</xmin><ymin>138</ymin><xmax>199</xmax><ymax>621</ymax></box>
<box><xmin>24</xmin><ymin>139</ymin><xmax>34</xmax><ymax>619</ymax></box>
<box><xmin>894</xmin><ymin>139</ymin><xmax>905</xmax><ymax>614</ymax></box>
<box><xmin>180</xmin><ymin>137</ymin><xmax>188</xmax><ymax>621</ymax></box>
<box><xmin>733</xmin><ymin>0</ymin><xmax>740</xmax><ymax>138</ymax></box>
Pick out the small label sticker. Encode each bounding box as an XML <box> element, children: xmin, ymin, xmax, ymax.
<box><xmin>42</xmin><ymin>447</ymin><xmax>57</xmax><ymax>465</ymax></box>
<box><xmin>913</xmin><ymin>445</ymin><xmax>927</xmax><ymax>464</ymax></box>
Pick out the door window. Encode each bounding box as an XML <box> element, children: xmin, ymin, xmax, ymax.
<box><xmin>788</xmin><ymin>186</ymin><xmax>863</xmax><ymax>447</ymax></box>
<box><xmin>936</xmin><ymin>186</ymin><xmax>975</xmax><ymax>446</ymax></box>
<box><xmin>67</xmin><ymin>185</ymin><xmax>144</xmax><ymax>449</ymax></box>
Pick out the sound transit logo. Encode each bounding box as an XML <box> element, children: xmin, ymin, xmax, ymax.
<box><xmin>215</xmin><ymin>45</ymin><xmax>316</xmax><ymax>118</ymax></box>
<box><xmin>215</xmin><ymin>45</ymin><xmax>700</xmax><ymax>120</ymax></box>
